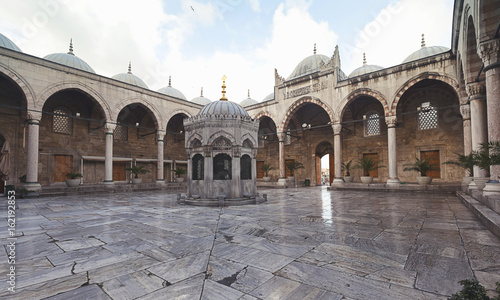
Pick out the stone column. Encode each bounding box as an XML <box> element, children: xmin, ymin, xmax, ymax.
<box><xmin>251</xmin><ymin>148</ymin><xmax>257</xmax><ymax>195</ymax></box>
<box><xmin>232</xmin><ymin>147</ymin><xmax>241</xmax><ymax>198</ymax></box>
<box><xmin>332</xmin><ymin>124</ymin><xmax>344</xmax><ymax>184</ymax></box>
<box><xmin>277</xmin><ymin>132</ymin><xmax>287</xmax><ymax>185</ymax></box>
<box><xmin>460</xmin><ymin>103</ymin><xmax>472</xmax><ymax>177</ymax></box>
<box><xmin>103</xmin><ymin>123</ymin><xmax>115</xmax><ymax>185</ymax></box>
<box><xmin>466</xmin><ymin>82</ymin><xmax>488</xmax><ymax>178</ymax></box>
<box><xmin>479</xmin><ymin>38</ymin><xmax>500</xmax><ymax>179</ymax></box>
<box><xmin>156</xmin><ymin>131</ymin><xmax>166</xmax><ymax>184</ymax></box>
<box><xmin>24</xmin><ymin>112</ymin><xmax>42</xmax><ymax>191</ymax></box>
<box><xmin>204</xmin><ymin>147</ymin><xmax>212</xmax><ymax>198</ymax></box>
<box><xmin>385</xmin><ymin>116</ymin><xmax>400</xmax><ymax>185</ymax></box>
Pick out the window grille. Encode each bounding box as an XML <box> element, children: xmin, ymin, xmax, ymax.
<box><xmin>192</xmin><ymin>154</ymin><xmax>204</xmax><ymax>180</ymax></box>
<box><xmin>285</xmin><ymin>128</ymin><xmax>291</xmax><ymax>145</ymax></box>
<box><xmin>114</xmin><ymin>125</ymin><xmax>128</xmax><ymax>141</ymax></box>
<box><xmin>213</xmin><ymin>153</ymin><xmax>232</xmax><ymax>180</ymax></box>
<box><xmin>52</xmin><ymin>106</ymin><xmax>72</xmax><ymax>134</ymax></box>
<box><xmin>240</xmin><ymin>154</ymin><xmax>252</xmax><ymax>180</ymax></box>
<box><xmin>364</xmin><ymin>112</ymin><xmax>380</xmax><ymax>136</ymax></box>
<box><xmin>418</xmin><ymin>102</ymin><xmax>438</xmax><ymax>130</ymax></box>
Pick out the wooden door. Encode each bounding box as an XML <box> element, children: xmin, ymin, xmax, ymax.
<box><xmin>420</xmin><ymin>150</ymin><xmax>440</xmax><ymax>178</ymax></box>
<box><xmin>113</xmin><ymin>161</ymin><xmax>127</xmax><ymax>181</ymax></box>
<box><xmin>363</xmin><ymin>153</ymin><xmax>378</xmax><ymax>177</ymax></box>
<box><xmin>329</xmin><ymin>152</ymin><xmax>334</xmax><ymax>184</ymax></box>
<box><xmin>257</xmin><ymin>161</ymin><xmax>265</xmax><ymax>178</ymax></box>
<box><xmin>54</xmin><ymin>155</ymin><xmax>72</xmax><ymax>182</ymax></box>
<box><xmin>315</xmin><ymin>155</ymin><xmax>321</xmax><ymax>185</ymax></box>
<box><xmin>285</xmin><ymin>159</ymin><xmax>294</xmax><ymax>177</ymax></box>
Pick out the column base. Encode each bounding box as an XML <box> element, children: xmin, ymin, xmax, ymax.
<box><xmin>156</xmin><ymin>180</ymin><xmax>166</xmax><ymax>185</ymax></box>
<box><xmin>332</xmin><ymin>178</ymin><xmax>344</xmax><ymax>185</ymax></box>
<box><xmin>483</xmin><ymin>182</ymin><xmax>500</xmax><ymax>196</ymax></box>
<box><xmin>387</xmin><ymin>178</ymin><xmax>401</xmax><ymax>185</ymax></box>
<box><xmin>22</xmin><ymin>182</ymin><xmax>42</xmax><ymax>191</ymax></box>
<box><xmin>102</xmin><ymin>180</ymin><xmax>114</xmax><ymax>186</ymax></box>
<box><xmin>277</xmin><ymin>178</ymin><xmax>287</xmax><ymax>186</ymax></box>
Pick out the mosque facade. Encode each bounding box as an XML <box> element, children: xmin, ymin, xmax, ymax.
<box><xmin>0</xmin><ymin>0</ymin><xmax>498</xmax><ymax>192</ymax></box>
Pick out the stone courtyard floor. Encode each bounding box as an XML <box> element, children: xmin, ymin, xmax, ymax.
<box><xmin>2</xmin><ymin>187</ymin><xmax>500</xmax><ymax>299</ymax></box>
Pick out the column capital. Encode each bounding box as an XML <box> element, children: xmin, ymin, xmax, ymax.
<box><xmin>385</xmin><ymin>116</ymin><xmax>398</xmax><ymax>127</ymax></box>
<box><xmin>277</xmin><ymin>132</ymin><xmax>286</xmax><ymax>142</ymax></box>
<box><xmin>104</xmin><ymin>122</ymin><xmax>116</xmax><ymax>133</ymax></box>
<box><xmin>466</xmin><ymin>82</ymin><xmax>486</xmax><ymax>100</ymax></box>
<box><xmin>460</xmin><ymin>104</ymin><xmax>471</xmax><ymax>120</ymax></box>
<box><xmin>27</xmin><ymin>111</ymin><xmax>43</xmax><ymax>122</ymax></box>
<box><xmin>332</xmin><ymin>123</ymin><xmax>342</xmax><ymax>135</ymax></box>
<box><xmin>156</xmin><ymin>130</ymin><xmax>166</xmax><ymax>141</ymax></box>
<box><xmin>478</xmin><ymin>38</ymin><xmax>500</xmax><ymax>70</ymax></box>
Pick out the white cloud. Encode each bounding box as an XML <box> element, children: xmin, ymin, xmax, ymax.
<box><xmin>247</xmin><ymin>0</ymin><xmax>261</xmax><ymax>12</ymax></box>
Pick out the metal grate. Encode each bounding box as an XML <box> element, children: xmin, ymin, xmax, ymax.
<box><xmin>192</xmin><ymin>154</ymin><xmax>204</xmax><ymax>180</ymax></box>
<box><xmin>240</xmin><ymin>154</ymin><xmax>252</xmax><ymax>180</ymax></box>
<box><xmin>213</xmin><ymin>153</ymin><xmax>232</xmax><ymax>180</ymax></box>
<box><xmin>285</xmin><ymin>128</ymin><xmax>291</xmax><ymax>145</ymax></box>
<box><xmin>418</xmin><ymin>103</ymin><xmax>438</xmax><ymax>130</ymax></box>
<box><xmin>114</xmin><ymin>125</ymin><xmax>128</xmax><ymax>141</ymax></box>
<box><xmin>52</xmin><ymin>106</ymin><xmax>72</xmax><ymax>134</ymax></box>
<box><xmin>365</xmin><ymin>113</ymin><xmax>380</xmax><ymax>136</ymax></box>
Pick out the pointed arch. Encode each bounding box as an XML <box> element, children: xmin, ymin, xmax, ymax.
<box><xmin>336</xmin><ymin>88</ymin><xmax>389</xmax><ymax>121</ymax></box>
<box><xmin>165</xmin><ymin>109</ymin><xmax>193</xmax><ymax>126</ymax></box>
<box><xmin>280</xmin><ymin>97</ymin><xmax>334</xmax><ymax>132</ymax></box>
<box><xmin>207</xmin><ymin>130</ymin><xmax>236</xmax><ymax>145</ymax></box>
<box><xmin>241</xmin><ymin>133</ymin><xmax>256</xmax><ymax>148</ymax></box>
<box><xmin>253</xmin><ymin>111</ymin><xmax>278</xmax><ymax>125</ymax></box>
<box><xmin>113</xmin><ymin>97</ymin><xmax>163</xmax><ymax>130</ymax></box>
<box><xmin>0</xmin><ymin>62</ymin><xmax>36</xmax><ymax>110</ymax></box>
<box><xmin>186</xmin><ymin>132</ymin><xmax>203</xmax><ymax>148</ymax></box>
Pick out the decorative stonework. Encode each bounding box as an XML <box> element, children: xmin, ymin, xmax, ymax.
<box><xmin>466</xmin><ymin>82</ymin><xmax>486</xmax><ymax>99</ymax></box>
<box><xmin>333</xmin><ymin>124</ymin><xmax>342</xmax><ymax>135</ymax></box>
<box><xmin>460</xmin><ymin>104</ymin><xmax>471</xmax><ymax>120</ymax></box>
<box><xmin>478</xmin><ymin>38</ymin><xmax>500</xmax><ymax>68</ymax></box>
<box><xmin>275</xmin><ymin>68</ymin><xmax>285</xmax><ymax>85</ymax></box>
<box><xmin>285</xmin><ymin>82</ymin><xmax>328</xmax><ymax>99</ymax></box>
<box><xmin>385</xmin><ymin>116</ymin><xmax>398</xmax><ymax>127</ymax></box>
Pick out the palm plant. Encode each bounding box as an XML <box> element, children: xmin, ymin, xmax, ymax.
<box><xmin>342</xmin><ymin>160</ymin><xmax>353</xmax><ymax>176</ymax></box>
<box><xmin>173</xmin><ymin>167</ymin><xmax>186</xmax><ymax>178</ymax></box>
<box><xmin>125</xmin><ymin>165</ymin><xmax>149</xmax><ymax>178</ymax></box>
<box><xmin>355</xmin><ymin>156</ymin><xmax>384</xmax><ymax>176</ymax></box>
<box><xmin>260</xmin><ymin>163</ymin><xmax>274</xmax><ymax>177</ymax></box>
<box><xmin>66</xmin><ymin>172</ymin><xmax>83</xmax><ymax>179</ymax></box>
<box><xmin>443</xmin><ymin>153</ymin><xmax>475</xmax><ymax>177</ymax></box>
<box><xmin>403</xmin><ymin>157</ymin><xmax>438</xmax><ymax>176</ymax></box>
<box><xmin>285</xmin><ymin>161</ymin><xmax>304</xmax><ymax>176</ymax></box>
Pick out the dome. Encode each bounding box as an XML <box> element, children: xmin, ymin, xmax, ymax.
<box><xmin>349</xmin><ymin>53</ymin><xmax>384</xmax><ymax>77</ymax></box>
<box><xmin>198</xmin><ymin>100</ymin><xmax>249</xmax><ymax>117</ymax></box>
<box><xmin>262</xmin><ymin>92</ymin><xmax>274</xmax><ymax>102</ymax></box>
<box><xmin>0</xmin><ymin>33</ymin><xmax>22</xmax><ymax>52</ymax></box>
<box><xmin>239</xmin><ymin>90</ymin><xmax>259</xmax><ymax>107</ymax></box>
<box><xmin>402</xmin><ymin>34</ymin><xmax>449</xmax><ymax>63</ymax></box>
<box><xmin>287</xmin><ymin>45</ymin><xmax>331</xmax><ymax>80</ymax></box>
<box><xmin>157</xmin><ymin>76</ymin><xmax>187</xmax><ymax>100</ymax></box>
<box><xmin>44</xmin><ymin>40</ymin><xmax>95</xmax><ymax>73</ymax></box>
<box><xmin>112</xmin><ymin>62</ymin><xmax>148</xmax><ymax>89</ymax></box>
<box><xmin>191</xmin><ymin>87</ymin><xmax>212</xmax><ymax>105</ymax></box>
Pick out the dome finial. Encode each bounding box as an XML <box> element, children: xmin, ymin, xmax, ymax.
<box><xmin>168</xmin><ymin>76</ymin><xmax>172</xmax><ymax>87</ymax></box>
<box><xmin>68</xmin><ymin>38</ymin><xmax>74</xmax><ymax>55</ymax></box>
<box><xmin>248</xmin><ymin>89</ymin><xmax>250</xmax><ymax>98</ymax></box>
<box><xmin>128</xmin><ymin>62</ymin><xmax>132</xmax><ymax>74</ymax></box>
<box><xmin>201</xmin><ymin>87</ymin><xmax>204</xmax><ymax>97</ymax></box>
<box><xmin>313</xmin><ymin>43</ymin><xmax>316</xmax><ymax>55</ymax></box>
<box><xmin>421</xmin><ymin>33</ymin><xmax>426</xmax><ymax>48</ymax></box>
<box><xmin>363</xmin><ymin>53</ymin><xmax>367</xmax><ymax>65</ymax></box>
<box><xmin>220</xmin><ymin>75</ymin><xmax>228</xmax><ymax>101</ymax></box>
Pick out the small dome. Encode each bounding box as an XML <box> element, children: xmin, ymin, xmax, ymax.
<box><xmin>0</xmin><ymin>33</ymin><xmax>22</xmax><ymax>52</ymax></box>
<box><xmin>191</xmin><ymin>87</ymin><xmax>212</xmax><ymax>105</ymax></box>
<box><xmin>287</xmin><ymin>44</ymin><xmax>331</xmax><ymax>80</ymax></box>
<box><xmin>402</xmin><ymin>34</ymin><xmax>449</xmax><ymax>63</ymax></box>
<box><xmin>157</xmin><ymin>76</ymin><xmax>187</xmax><ymax>100</ymax></box>
<box><xmin>112</xmin><ymin>62</ymin><xmax>148</xmax><ymax>89</ymax></box>
<box><xmin>240</xmin><ymin>89</ymin><xmax>259</xmax><ymax>107</ymax></box>
<box><xmin>262</xmin><ymin>92</ymin><xmax>274</xmax><ymax>102</ymax></box>
<box><xmin>349</xmin><ymin>53</ymin><xmax>384</xmax><ymax>77</ymax></box>
<box><xmin>44</xmin><ymin>40</ymin><xmax>95</xmax><ymax>73</ymax></box>
<box><xmin>198</xmin><ymin>100</ymin><xmax>249</xmax><ymax>117</ymax></box>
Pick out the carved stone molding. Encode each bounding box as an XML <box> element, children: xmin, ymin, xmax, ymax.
<box><xmin>104</xmin><ymin>122</ymin><xmax>116</xmax><ymax>133</ymax></box>
<box><xmin>332</xmin><ymin>124</ymin><xmax>342</xmax><ymax>135</ymax></box>
<box><xmin>385</xmin><ymin>116</ymin><xmax>398</xmax><ymax>127</ymax></box>
<box><xmin>466</xmin><ymin>82</ymin><xmax>486</xmax><ymax>100</ymax></box>
<box><xmin>478</xmin><ymin>38</ymin><xmax>500</xmax><ymax>68</ymax></box>
<box><xmin>27</xmin><ymin>111</ymin><xmax>43</xmax><ymax>121</ymax></box>
<box><xmin>460</xmin><ymin>104</ymin><xmax>471</xmax><ymax>120</ymax></box>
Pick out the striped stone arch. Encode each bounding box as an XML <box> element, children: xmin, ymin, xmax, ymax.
<box><xmin>38</xmin><ymin>81</ymin><xmax>111</xmax><ymax>121</ymax></box>
<box><xmin>165</xmin><ymin>109</ymin><xmax>193</xmax><ymax>127</ymax></box>
<box><xmin>253</xmin><ymin>111</ymin><xmax>278</xmax><ymax>124</ymax></box>
<box><xmin>336</xmin><ymin>88</ymin><xmax>389</xmax><ymax>121</ymax></box>
<box><xmin>113</xmin><ymin>97</ymin><xmax>164</xmax><ymax>130</ymax></box>
<box><xmin>0</xmin><ymin>62</ymin><xmax>37</xmax><ymax>112</ymax></box>
<box><xmin>280</xmin><ymin>97</ymin><xmax>334</xmax><ymax>132</ymax></box>
<box><xmin>390</xmin><ymin>73</ymin><xmax>459</xmax><ymax>115</ymax></box>
<box><xmin>207</xmin><ymin>130</ymin><xmax>237</xmax><ymax>145</ymax></box>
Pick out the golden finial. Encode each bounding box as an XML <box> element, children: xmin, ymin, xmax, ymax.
<box><xmin>363</xmin><ymin>53</ymin><xmax>367</xmax><ymax>65</ymax></box>
<box><xmin>421</xmin><ymin>34</ymin><xmax>426</xmax><ymax>48</ymax></box>
<box><xmin>220</xmin><ymin>75</ymin><xmax>228</xmax><ymax>101</ymax></box>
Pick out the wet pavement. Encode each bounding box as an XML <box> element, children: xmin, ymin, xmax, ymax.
<box><xmin>1</xmin><ymin>187</ymin><xmax>500</xmax><ymax>299</ymax></box>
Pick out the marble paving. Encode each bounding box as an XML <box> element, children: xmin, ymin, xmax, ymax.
<box><xmin>2</xmin><ymin>187</ymin><xmax>500</xmax><ymax>299</ymax></box>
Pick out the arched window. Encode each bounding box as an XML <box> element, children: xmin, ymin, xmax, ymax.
<box><xmin>192</xmin><ymin>138</ymin><xmax>202</xmax><ymax>149</ymax></box>
<box><xmin>52</xmin><ymin>106</ymin><xmax>72</xmax><ymax>134</ymax></box>
<box><xmin>213</xmin><ymin>153</ymin><xmax>232</xmax><ymax>180</ymax></box>
<box><xmin>192</xmin><ymin>154</ymin><xmax>204</xmax><ymax>180</ymax></box>
<box><xmin>418</xmin><ymin>102</ymin><xmax>438</xmax><ymax>130</ymax></box>
<box><xmin>364</xmin><ymin>111</ymin><xmax>380</xmax><ymax>136</ymax></box>
<box><xmin>240</xmin><ymin>154</ymin><xmax>252</xmax><ymax>180</ymax></box>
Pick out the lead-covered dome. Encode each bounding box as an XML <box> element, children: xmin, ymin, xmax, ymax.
<box><xmin>402</xmin><ymin>34</ymin><xmax>450</xmax><ymax>63</ymax></box>
<box><xmin>112</xmin><ymin>62</ymin><xmax>148</xmax><ymax>89</ymax></box>
<box><xmin>349</xmin><ymin>53</ymin><xmax>384</xmax><ymax>77</ymax></box>
<box><xmin>198</xmin><ymin>76</ymin><xmax>249</xmax><ymax>117</ymax></box>
<box><xmin>0</xmin><ymin>33</ymin><xmax>22</xmax><ymax>52</ymax></box>
<box><xmin>191</xmin><ymin>87</ymin><xmax>212</xmax><ymax>105</ymax></box>
<box><xmin>287</xmin><ymin>44</ymin><xmax>331</xmax><ymax>80</ymax></box>
<box><xmin>157</xmin><ymin>76</ymin><xmax>187</xmax><ymax>100</ymax></box>
<box><xmin>262</xmin><ymin>92</ymin><xmax>274</xmax><ymax>102</ymax></box>
<box><xmin>240</xmin><ymin>90</ymin><xmax>258</xmax><ymax>107</ymax></box>
<box><xmin>44</xmin><ymin>40</ymin><xmax>95</xmax><ymax>73</ymax></box>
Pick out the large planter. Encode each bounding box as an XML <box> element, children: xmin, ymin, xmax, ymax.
<box><xmin>131</xmin><ymin>178</ymin><xmax>142</xmax><ymax>184</ymax></box>
<box><xmin>360</xmin><ymin>176</ymin><xmax>373</xmax><ymax>184</ymax></box>
<box><xmin>470</xmin><ymin>177</ymin><xmax>489</xmax><ymax>190</ymax></box>
<box><xmin>176</xmin><ymin>177</ymin><xmax>184</xmax><ymax>183</ymax></box>
<box><xmin>287</xmin><ymin>176</ymin><xmax>295</xmax><ymax>182</ymax></box>
<box><xmin>462</xmin><ymin>176</ymin><xmax>473</xmax><ymax>186</ymax></box>
<box><xmin>262</xmin><ymin>176</ymin><xmax>271</xmax><ymax>182</ymax></box>
<box><xmin>483</xmin><ymin>181</ymin><xmax>500</xmax><ymax>195</ymax></box>
<box><xmin>343</xmin><ymin>176</ymin><xmax>354</xmax><ymax>183</ymax></box>
<box><xmin>416</xmin><ymin>176</ymin><xmax>433</xmax><ymax>186</ymax></box>
<box><xmin>65</xmin><ymin>179</ymin><xmax>81</xmax><ymax>187</ymax></box>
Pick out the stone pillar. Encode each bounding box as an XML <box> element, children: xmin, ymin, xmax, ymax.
<box><xmin>332</xmin><ymin>124</ymin><xmax>344</xmax><ymax>184</ymax></box>
<box><xmin>156</xmin><ymin>131</ymin><xmax>166</xmax><ymax>184</ymax></box>
<box><xmin>251</xmin><ymin>148</ymin><xmax>257</xmax><ymax>195</ymax></box>
<box><xmin>204</xmin><ymin>147</ymin><xmax>212</xmax><ymax>198</ymax></box>
<box><xmin>278</xmin><ymin>132</ymin><xmax>287</xmax><ymax>185</ymax></box>
<box><xmin>466</xmin><ymin>82</ymin><xmax>488</xmax><ymax>178</ymax></box>
<box><xmin>385</xmin><ymin>116</ymin><xmax>400</xmax><ymax>185</ymax></box>
<box><xmin>479</xmin><ymin>38</ymin><xmax>500</xmax><ymax>179</ymax></box>
<box><xmin>103</xmin><ymin>123</ymin><xmax>115</xmax><ymax>185</ymax></box>
<box><xmin>232</xmin><ymin>147</ymin><xmax>241</xmax><ymax>198</ymax></box>
<box><xmin>460</xmin><ymin>103</ymin><xmax>473</xmax><ymax>177</ymax></box>
<box><xmin>24</xmin><ymin>112</ymin><xmax>42</xmax><ymax>191</ymax></box>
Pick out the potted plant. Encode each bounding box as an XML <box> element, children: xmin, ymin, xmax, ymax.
<box><xmin>355</xmin><ymin>156</ymin><xmax>384</xmax><ymax>184</ymax></box>
<box><xmin>285</xmin><ymin>161</ymin><xmax>304</xmax><ymax>182</ymax></box>
<box><xmin>173</xmin><ymin>167</ymin><xmax>186</xmax><ymax>183</ymax></box>
<box><xmin>65</xmin><ymin>172</ymin><xmax>82</xmax><ymax>187</ymax></box>
<box><xmin>126</xmin><ymin>165</ymin><xmax>149</xmax><ymax>184</ymax></box>
<box><xmin>475</xmin><ymin>141</ymin><xmax>500</xmax><ymax>193</ymax></box>
<box><xmin>442</xmin><ymin>153</ymin><xmax>475</xmax><ymax>185</ymax></box>
<box><xmin>342</xmin><ymin>160</ymin><xmax>354</xmax><ymax>183</ymax></box>
<box><xmin>260</xmin><ymin>163</ymin><xmax>274</xmax><ymax>182</ymax></box>
<box><xmin>403</xmin><ymin>157</ymin><xmax>438</xmax><ymax>186</ymax></box>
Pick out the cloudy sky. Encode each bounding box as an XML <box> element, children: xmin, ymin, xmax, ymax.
<box><xmin>0</xmin><ymin>0</ymin><xmax>454</xmax><ymax>103</ymax></box>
